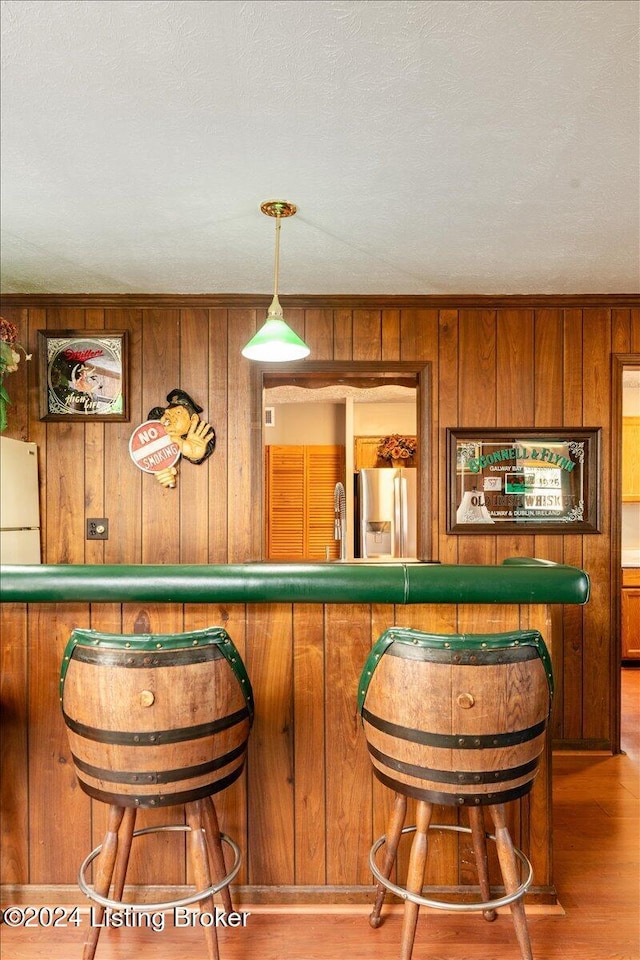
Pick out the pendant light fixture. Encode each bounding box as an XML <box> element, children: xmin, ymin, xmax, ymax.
<box><xmin>241</xmin><ymin>200</ymin><xmax>310</xmax><ymax>362</ymax></box>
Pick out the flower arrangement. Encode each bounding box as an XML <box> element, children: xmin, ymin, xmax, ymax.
<box><xmin>0</xmin><ymin>317</ymin><xmax>31</xmax><ymax>432</ymax></box>
<box><xmin>377</xmin><ymin>434</ymin><xmax>417</xmax><ymax>463</ymax></box>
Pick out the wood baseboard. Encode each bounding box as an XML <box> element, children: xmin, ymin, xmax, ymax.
<box><xmin>552</xmin><ymin>739</ymin><xmax>613</xmax><ymax>752</ymax></box>
<box><xmin>1</xmin><ymin>883</ymin><xmax>560</xmax><ymax>910</ymax></box>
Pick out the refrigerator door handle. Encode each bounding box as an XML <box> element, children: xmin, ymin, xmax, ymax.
<box><xmin>400</xmin><ymin>474</ymin><xmax>408</xmax><ymax>556</ymax></box>
<box><xmin>393</xmin><ymin>474</ymin><xmax>405</xmax><ymax>557</ymax></box>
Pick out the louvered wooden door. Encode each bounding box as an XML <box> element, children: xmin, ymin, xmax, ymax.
<box><xmin>265</xmin><ymin>445</ymin><xmax>345</xmax><ymax>560</ymax></box>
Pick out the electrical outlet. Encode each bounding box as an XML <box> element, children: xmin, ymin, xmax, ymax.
<box><xmin>87</xmin><ymin>518</ymin><xmax>109</xmax><ymax>540</ymax></box>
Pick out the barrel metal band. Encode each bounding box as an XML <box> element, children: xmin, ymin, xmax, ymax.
<box><xmin>70</xmin><ymin>740</ymin><xmax>247</xmax><ymax>786</ymax></box>
<box><xmin>77</xmin><ymin>763</ymin><xmax>246</xmax><ymax>807</ymax></box>
<box><xmin>361</xmin><ymin>706</ymin><xmax>547</xmax><ymax>749</ymax></box>
<box><xmin>366</xmin><ymin>741</ymin><xmax>540</xmax><ymax>785</ymax></box>
<box><xmin>69</xmin><ymin>645</ymin><xmax>225</xmax><ymax>668</ymax></box>
<box><xmin>385</xmin><ymin>644</ymin><xmax>539</xmax><ymax>665</ymax></box>
<box><xmin>372</xmin><ymin>766</ymin><xmax>535</xmax><ymax>806</ymax></box>
<box><xmin>62</xmin><ymin>705</ymin><xmax>250</xmax><ymax>746</ymax></box>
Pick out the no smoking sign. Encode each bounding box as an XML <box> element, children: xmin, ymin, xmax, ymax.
<box><xmin>129</xmin><ymin>420</ymin><xmax>181</xmax><ymax>474</ymax></box>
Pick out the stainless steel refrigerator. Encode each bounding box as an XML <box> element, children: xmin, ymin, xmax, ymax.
<box><xmin>356</xmin><ymin>467</ymin><xmax>417</xmax><ymax>560</ymax></box>
<box><xmin>0</xmin><ymin>436</ymin><xmax>41</xmax><ymax>564</ymax></box>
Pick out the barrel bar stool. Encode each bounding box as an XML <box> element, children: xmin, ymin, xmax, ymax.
<box><xmin>358</xmin><ymin>627</ymin><xmax>553</xmax><ymax>960</ymax></box>
<box><xmin>60</xmin><ymin>626</ymin><xmax>254</xmax><ymax>960</ymax></box>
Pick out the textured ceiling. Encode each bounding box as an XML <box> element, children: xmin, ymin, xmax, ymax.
<box><xmin>1</xmin><ymin>0</ymin><xmax>639</xmax><ymax>295</ymax></box>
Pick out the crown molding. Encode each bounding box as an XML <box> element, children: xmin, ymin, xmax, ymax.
<box><xmin>0</xmin><ymin>292</ymin><xmax>638</xmax><ymax>310</ymax></box>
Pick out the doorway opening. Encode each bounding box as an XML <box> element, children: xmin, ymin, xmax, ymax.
<box><xmin>250</xmin><ymin>361</ymin><xmax>431</xmax><ymax>562</ymax></box>
<box><xmin>612</xmin><ymin>353</ymin><xmax>640</xmax><ymax>753</ymax></box>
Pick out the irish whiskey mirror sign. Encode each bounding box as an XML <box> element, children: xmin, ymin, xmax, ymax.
<box><xmin>38</xmin><ymin>330</ymin><xmax>128</xmax><ymax>421</ymax></box>
<box><xmin>447</xmin><ymin>427</ymin><xmax>601</xmax><ymax>533</ymax></box>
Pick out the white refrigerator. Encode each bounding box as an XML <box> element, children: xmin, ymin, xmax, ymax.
<box><xmin>0</xmin><ymin>436</ymin><xmax>41</xmax><ymax>564</ymax></box>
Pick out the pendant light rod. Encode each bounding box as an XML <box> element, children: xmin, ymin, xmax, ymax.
<box><xmin>241</xmin><ymin>200</ymin><xmax>309</xmax><ymax>362</ymax></box>
<box><xmin>261</xmin><ymin>200</ymin><xmax>297</xmax><ymax>301</ymax></box>
<box><xmin>273</xmin><ymin>216</ymin><xmax>281</xmax><ymax>298</ymax></box>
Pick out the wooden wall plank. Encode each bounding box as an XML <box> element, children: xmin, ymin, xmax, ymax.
<box><xmin>104</xmin><ymin>308</ymin><xmax>144</xmax><ymax>563</ymax></box>
<box><xmin>82</xmin><ymin>303</ymin><xmax>106</xmax><ymax>564</ymax></box>
<box><xmin>304</xmin><ymin>308</ymin><xmax>334</xmax><ymax>361</ymax></box>
<box><xmin>612</xmin><ymin>308</ymin><xmax>631</xmax><ymax>352</ymax></box>
<box><xmin>29</xmin><ymin>603</ymin><xmax>91</xmax><ymax>883</ymax></box>
<box><xmin>581</xmin><ymin>308</ymin><xmax>612</xmax><ymax>742</ymax></box>
<box><xmin>207</xmin><ymin>602</ymin><xmax>249</xmax><ymax>885</ymax></box>
<box><xmin>520</xmin><ymin>603</ymin><xmax>553</xmax><ymax>887</ymax></box>
<box><xmin>534</xmin><ymin>308</ymin><xmax>564</xmax><ymax>426</ymax></box>
<box><xmin>26</xmin><ymin>308</ymin><xmax>47</xmax><ymax>548</ymax></box>
<box><xmin>0</xmin><ymin>604</ymin><xmax>28</xmax><ymax>883</ymax></box>
<box><xmin>353</xmin><ymin>309</ymin><xmax>382</xmax><ymax>360</ymax></box>
<box><xmin>284</xmin><ymin>308</ymin><xmax>306</xmax><ymax>351</ymax></box>
<box><xmin>457</xmin><ymin>309</ymin><xmax>497</xmax><ymax>567</ymax></box>
<box><xmin>293</xmin><ymin>604</ymin><xmax>326</xmax><ymax>884</ymax></box>
<box><xmin>43</xmin><ymin>300</ymin><xmax>88</xmax><ymax>565</ymax></box>
<box><xmin>46</xmin><ymin>422</ymin><xmax>87</xmax><ymax>564</ymax></box>
<box><xmin>141</xmin><ymin>309</ymin><xmax>181</xmax><ymax>563</ymax></box>
<box><xmin>406</xmin><ymin>310</ymin><xmax>439</xmax><ymax>565</ymax></box>
<box><xmin>325</xmin><ymin>604</ymin><xmax>372</xmax><ymax>885</ymax></box>
<box><xmin>179</xmin><ymin>308</ymin><xmax>211</xmax><ymax>564</ymax></box>
<box><xmin>459</xmin><ymin>309</ymin><xmax>497</xmax><ymax>427</ymax></box>
<box><xmin>438</xmin><ymin>310</ymin><xmax>459</xmax><ymax>565</ymax></box>
<box><xmin>560</xmin><ymin>309</ymin><xmax>584</xmax><ymax>741</ymax></box>
<box><xmin>497</xmin><ymin>308</ymin><xmax>534</xmax><ymax>426</ymax></box>
<box><xmin>227</xmin><ymin>309</ymin><xmax>258</xmax><ymax>561</ymax></box>
<box><xmin>246</xmin><ymin>604</ymin><xmax>294</xmax><ymax>884</ymax></box>
<box><xmin>533</xmin><ymin>307</ymin><xmax>565</xmax><ymax>690</ymax></box>
<box><xmin>333</xmin><ymin>310</ymin><xmax>353</xmax><ymax>360</ymax></box>
<box><xmin>381</xmin><ymin>308</ymin><xmax>401</xmax><ymax>361</ymax></box>
<box><xmin>630</xmin><ymin>307</ymin><xmax>640</xmax><ymax>351</ymax></box>
<box><xmin>496</xmin><ymin>307</ymin><xmax>535</xmax><ymax>564</ymax></box>
<box><xmin>533</xmin><ymin>308</ymin><xmax>566</xmax><ymax>721</ymax></box>
<box><xmin>208</xmin><ymin>308</ymin><xmax>229</xmax><ymax>562</ymax></box>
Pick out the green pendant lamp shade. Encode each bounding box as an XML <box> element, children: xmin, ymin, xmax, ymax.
<box><xmin>241</xmin><ymin>296</ymin><xmax>309</xmax><ymax>362</ymax></box>
<box><xmin>241</xmin><ymin>200</ymin><xmax>310</xmax><ymax>362</ymax></box>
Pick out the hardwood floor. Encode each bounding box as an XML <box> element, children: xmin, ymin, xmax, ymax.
<box><xmin>2</xmin><ymin>668</ymin><xmax>638</xmax><ymax>960</ymax></box>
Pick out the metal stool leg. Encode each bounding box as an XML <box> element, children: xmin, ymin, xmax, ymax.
<box><xmin>370</xmin><ymin>793</ymin><xmax>407</xmax><ymax>928</ymax></box>
<box><xmin>488</xmin><ymin>803</ymin><xmax>533</xmax><ymax>960</ymax></box>
<box><xmin>186</xmin><ymin>800</ymin><xmax>220</xmax><ymax>960</ymax></box>
<box><xmin>82</xmin><ymin>804</ymin><xmax>125</xmax><ymax>960</ymax></box>
<box><xmin>468</xmin><ymin>806</ymin><xmax>497</xmax><ymax>922</ymax></box>
<box><xmin>111</xmin><ymin>807</ymin><xmax>137</xmax><ymax>904</ymax></box>
<box><xmin>202</xmin><ymin>795</ymin><xmax>233</xmax><ymax>914</ymax></box>
<box><xmin>399</xmin><ymin>800</ymin><xmax>433</xmax><ymax>960</ymax></box>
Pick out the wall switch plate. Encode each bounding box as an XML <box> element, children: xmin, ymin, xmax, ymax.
<box><xmin>87</xmin><ymin>518</ymin><xmax>109</xmax><ymax>540</ymax></box>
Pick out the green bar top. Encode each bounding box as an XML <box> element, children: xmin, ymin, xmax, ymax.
<box><xmin>0</xmin><ymin>558</ymin><xmax>589</xmax><ymax>605</ymax></box>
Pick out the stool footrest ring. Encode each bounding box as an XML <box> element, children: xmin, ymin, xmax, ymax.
<box><xmin>369</xmin><ymin>823</ymin><xmax>533</xmax><ymax>913</ymax></box>
<box><xmin>78</xmin><ymin>824</ymin><xmax>241</xmax><ymax>912</ymax></box>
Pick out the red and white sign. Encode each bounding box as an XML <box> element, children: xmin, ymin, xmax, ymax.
<box><xmin>129</xmin><ymin>420</ymin><xmax>181</xmax><ymax>474</ymax></box>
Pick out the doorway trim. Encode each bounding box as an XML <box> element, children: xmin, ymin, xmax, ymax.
<box><xmin>611</xmin><ymin>352</ymin><xmax>640</xmax><ymax>753</ymax></box>
<box><xmin>250</xmin><ymin>360</ymin><xmax>431</xmax><ymax>562</ymax></box>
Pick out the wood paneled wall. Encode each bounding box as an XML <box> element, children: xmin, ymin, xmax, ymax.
<box><xmin>1</xmin><ymin>293</ymin><xmax>639</xmax><ymax>895</ymax></box>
